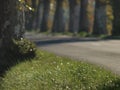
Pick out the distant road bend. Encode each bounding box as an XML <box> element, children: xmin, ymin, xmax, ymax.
<box><xmin>26</xmin><ymin>33</ymin><xmax>120</xmax><ymax>75</ymax></box>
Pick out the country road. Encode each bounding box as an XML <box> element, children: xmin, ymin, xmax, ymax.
<box><xmin>26</xmin><ymin>33</ymin><xmax>120</xmax><ymax>75</ymax></box>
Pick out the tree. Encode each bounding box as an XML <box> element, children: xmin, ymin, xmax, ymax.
<box><xmin>79</xmin><ymin>0</ymin><xmax>89</xmax><ymax>32</ymax></box>
<box><xmin>112</xmin><ymin>0</ymin><xmax>120</xmax><ymax>35</ymax></box>
<box><xmin>40</xmin><ymin>0</ymin><xmax>50</xmax><ymax>32</ymax></box>
<box><xmin>26</xmin><ymin>0</ymin><xmax>37</xmax><ymax>30</ymax></box>
<box><xmin>0</xmin><ymin>0</ymin><xmax>25</xmax><ymax>56</ymax></box>
<box><xmin>34</xmin><ymin>0</ymin><xmax>44</xmax><ymax>31</ymax></box>
<box><xmin>52</xmin><ymin>0</ymin><xmax>65</xmax><ymax>32</ymax></box>
<box><xmin>93</xmin><ymin>0</ymin><xmax>107</xmax><ymax>35</ymax></box>
<box><xmin>69</xmin><ymin>0</ymin><xmax>81</xmax><ymax>34</ymax></box>
<box><xmin>87</xmin><ymin>0</ymin><xmax>95</xmax><ymax>34</ymax></box>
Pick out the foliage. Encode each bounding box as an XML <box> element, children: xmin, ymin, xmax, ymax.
<box><xmin>0</xmin><ymin>38</ymin><xmax>36</xmax><ymax>61</ymax></box>
<box><xmin>78</xmin><ymin>31</ymin><xmax>89</xmax><ymax>37</ymax></box>
<box><xmin>18</xmin><ymin>0</ymin><xmax>34</xmax><ymax>11</ymax></box>
<box><xmin>1</xmin><ymin>50</ymin><xmax>120</xmax><ymax>90</ymax></box>
<box><xmin>11</xmin><ymin>38</ymin><xmax>36</xmax><ymax>58</ymax></box>
<box><xmin>23</xmin><ymin>0</ymin><xmax>120</xmax><ymax>35</ymax></box>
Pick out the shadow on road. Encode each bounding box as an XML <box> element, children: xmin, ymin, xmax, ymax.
<box><xmin>33</xmin><ymin>37</ymin><xmax>102</xmax><ymax>46</ymax></box>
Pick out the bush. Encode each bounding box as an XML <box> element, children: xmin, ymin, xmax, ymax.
<box><xmin>11</xmin><ymin>38</ymin><xmax>36</xmax><ymax>59</ymax></box>
<box><xmin>78</xmin><ymin>31</ymin><xmax>88</xmax><ymax>37</ymax></box>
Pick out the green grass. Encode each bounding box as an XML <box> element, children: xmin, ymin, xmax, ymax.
<box><xmin>0</xmin><ymin>50</ymin><xmax>120</xmax><ymax>90</ymax></box>
<box><xmin>103</xmin><ymin>35</ymin><xmax>120</xmax><ymax>40</ymax></box>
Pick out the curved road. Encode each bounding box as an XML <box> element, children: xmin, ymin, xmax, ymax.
<box><xmin>26</xmin><ymin>33</ymin><xmax>120</xmax><ymax>75</ymax></box>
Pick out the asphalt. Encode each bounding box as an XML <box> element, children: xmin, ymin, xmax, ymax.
<box><xmin>26</xmin><ymin>33</ymin><xmax>120</xmax><ymax>75</ymax></box>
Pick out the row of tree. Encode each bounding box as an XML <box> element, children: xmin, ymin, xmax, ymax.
<box><xmin>26</xmin><ymin>0</ymin><xmax>120</xmax><ymax>36</ymax></box>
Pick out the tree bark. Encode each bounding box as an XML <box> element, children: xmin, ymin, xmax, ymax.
<box><xmin>40</xmin><ymin>0</ymin><xmax>50</xmax><ymax>32</ymax></box>
<box><xmin>93</xmin><ymin>1</ymin><xmax>108</xmax><ymax>35</ymax></box>
<box><xmin>87</xmin><ymin>0</ymin><xmax>95</xmax><ymax>34</ymax></box>
<box><xmin>34</xmin><ymin>0</ymin><xmax>44</xmax><ymax>31</ymax></box>
<box><xmin>79</xmin><ymin>0</ymin><xmax>89</xmax><ymax>32</ymax></box>
<box><xmin>0</xmin><ymin>0</ymin><xmax>25</xmax><ymax>55</ymax></box>
<box><xmin>112</xmin><ymin>1</ymin><xmax>120</xmax><ymax>35</ymax></box>
<box><xmin>26</xmin><ymin>0</ymin><xmax>37</xmax><ymax>30</ymax></box>
<box><xmin>69</xmin><ymin>0</ymin><xmax>81</xmax><ymax>34</ymax></box>
<box><xmin>52</xmin><ymin>0</ymin><xmax>65</xmax><ymax>32</ymax></box>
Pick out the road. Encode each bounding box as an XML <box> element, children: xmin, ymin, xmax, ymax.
<box><xmin>26</xmin><ymin>33</ymin><xmax>120</xmax><ymax>75</ymax></box>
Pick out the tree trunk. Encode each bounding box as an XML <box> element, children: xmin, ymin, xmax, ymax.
<box><xmin>52</xmin><ymin>0</ymin><xmax>65</xmax><ymax>32</ymax></box>
<box><xmin>34</xmin><ymin>0</ymin><xmax>44</xmax><ymax>31</ymax></box>
<box><xmin>79</xmin><ymin>0</ymin><xmax>89</xmax><ymax>32</ymax></box>
<box><xmin>112</xmin><ymin>1</ymin><xmax>120</xmax><ymax>35</ymax></box>
<box><xmin>69</xmin><ymin>0</ymin><xmax>81</xmax><ymax>34</ymax></box>
<box><xmin>0</xmin><ymin>0</ymin><xmax>25</xmax><ymax>56</ymax></box>
<box><xmin>93</xmin><ymin>1</ymin><xmax>108</xmax><ymax>35</ymax></box>
<box><xmin>63</xmin><ymin>0</ymin><xmax>69</xmax><ymax>32</ymax></box>
<box><xmin>17</xmin><ymin>1</ymin><xmax>25</xmax><ymax>38</ymax></box>
<box><xmin>87</xmin><ymin>0</ymin><xmax>95</xmax><ymax>34</ymax></box>
<box><xmin>26</xmin><ymin>0</ymin><xmax>37</xmax><ymax>30</ymax></box>
<box><xmin>40</xmin><ymin>0</ymin><xmax>50</xmax><ymax>32</ymax></box>
<box><xmin>47</xmin><ymin>0</ymin><xmax>56</xmax><ymax>33</ymax></box>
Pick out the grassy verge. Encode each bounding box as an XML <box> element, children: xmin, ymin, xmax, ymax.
<box><xmin>103</xmin><ymin>36</ymin><xmax>120</xmax><ymax>40</ymax></box>
<box><xmin>0</xmin><ymin>50</ymin><xmax>120</xmax><ymax>90</ymax></box>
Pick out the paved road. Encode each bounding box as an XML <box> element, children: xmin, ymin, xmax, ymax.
<box><xmin>26</xmin><ymin>33</ymin><xmax>120</xmax><ymax>75</ymax></box>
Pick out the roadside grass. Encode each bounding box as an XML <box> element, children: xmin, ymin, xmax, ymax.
<box><xmin>103</xmin><ymin>35</ymin><xmax>120</xmax><ymax>40</ymax></box>
<box><xmin>25</xmin><ymin>30</ymin><xmax>120</xmax><ymax>40</ymax></box>
<box><xmin>0</xmin><ymin>50</ymin><xmax>120</xmax><ymax>90</ymax></box>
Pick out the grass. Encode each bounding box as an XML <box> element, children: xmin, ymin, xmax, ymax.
<box><xmin>103</xmin><ymin>35</ymin><xmax>120</xmax><ymax>40</ymax></box>
<box><xmin>0</xmin><ymin>50</ymin><xmax>120</xmax><ymax>90</ymax></box>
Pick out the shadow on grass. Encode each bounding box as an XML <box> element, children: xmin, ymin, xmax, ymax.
<box><xmin>103</xmin><ymin>36</ymin><xmax>120</xmax><ymax>40</ymax></box>
<box><xmin>99</xmin><ymin>79</ymin><xmax>120</xmax><ymax>90</ymax></box>
<box><xmin>0</xmin><ymin>52</ymin><xmax>35</xmax><ymax>77</ymax></box>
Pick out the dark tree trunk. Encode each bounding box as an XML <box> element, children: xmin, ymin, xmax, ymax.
<box><xmin>34</xmin><ymin>0</ymin><xmax>44</xmax><ymax>31</ymax></box>
<box><xmin>17</xmin><ymin>1</ymin><xmax>25</xmax><ymax>38</ymax></box>
<box><xmin>93</xmin><ymin>1</ymin><xmax>107</xmax><ymax>35</ymax></box>
<box><xmin>69</xmin><ymin>0</ymin><xmax>80</xmax><ymax>34</ymax></box>
<box><xmin>0</xmin><ymin>0</ymin><xmax>25</xmax><ymax>56</ymax></box>
<box><xmin>79</xmin><ymin>0</ymin><xmax>89</xmax><ymax>32</ymax></box>
<box><xmin>41</xmin><ymin>0</ymin><xmax>50</xmax><ymax>32</ymax></box>
<box><xmin>112</xmin><ymin>1</ymin><xmax>120</xmax><ymax>35</ymax></box>
<box><xmin>52</xmin><ymin>0</ymin><xmax>65</xmax><ymax>32</ymax></box>
<box><xmin>26</xmin><ymin>0</ymin><xmax>37</xmax><ymax>30</ymax></box>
